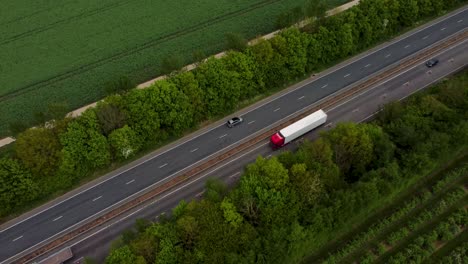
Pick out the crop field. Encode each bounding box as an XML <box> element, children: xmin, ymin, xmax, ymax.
<box><xmin>315</xmin><ymin>162</ymin><xmax>468</xmax><ymax>264</ymax></box>
<box><xmin>0</xmin><ymin>0</ymin><xmax>349</xmax><ymax>136</ymax></box>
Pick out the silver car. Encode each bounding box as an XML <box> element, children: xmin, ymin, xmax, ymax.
<box><xmin>227</xmin><ymin>117</ymin><xmax>243</xmax><ymax>128</ymax></box>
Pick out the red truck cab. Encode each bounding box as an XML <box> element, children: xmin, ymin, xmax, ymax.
<box><xmin>270</xmin><ymin>132</ymin><xmax>285</xmax><ymax>148</ymax></box>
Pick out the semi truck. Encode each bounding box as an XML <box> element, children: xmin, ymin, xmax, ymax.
<box><xmin>270</xmin><ymin>109</ymin><xmax>327</xmax><ymax>148</ymax></box>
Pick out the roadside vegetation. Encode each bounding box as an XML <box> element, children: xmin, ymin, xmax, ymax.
<box><xmin>0</xmin><ymin>0</ymin><xmax>349</xmax><ymax>136</ymax></box>
<box><xmin>100</xmin><ymin>68</ymin><xmax>468</xmax><ymax>263</ymax></box>
<box><xmin>0</xmin><ymin>0</ymin><xmax>466</xmax><ymax>223</ymax></box>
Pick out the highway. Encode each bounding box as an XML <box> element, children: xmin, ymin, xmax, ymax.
<box><xmin>64</xmin><ymin>34</ymin><xmax>468</xmax><ymax>264</ymax></box>
<box><xmin>1</xmin><ymin>7</ymin><xmax>467</xmax><ymax>264</ymax></box>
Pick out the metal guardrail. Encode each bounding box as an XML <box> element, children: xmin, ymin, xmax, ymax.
<box><xmin>14</xmin><ymin>29</ymin><xmax>467</xmax><ymax>264</ymax></box>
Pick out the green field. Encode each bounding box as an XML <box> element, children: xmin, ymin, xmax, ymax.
<box><xmin>0</xmin><ymin>0</ymin><xmax>347</xmax><ymax>136</ymax></box>
<box><xmin>313</xmin><ymin>161</ymin><xmax>468</xmax><ymax>264</ymax></box>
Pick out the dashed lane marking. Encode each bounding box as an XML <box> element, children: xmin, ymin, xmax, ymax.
<box><xmin>12</xmin><ymin>236</ymin><xmax>23</xmax><ymax>242</ymax></box>
<box><xmin>126</xmin><ymin>179</ymin><xmax>135</xmax><ymax>185</ymax></box>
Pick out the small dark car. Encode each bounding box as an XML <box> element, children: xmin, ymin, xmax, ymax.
<box><xmin>425</xmin><ymin>58</ymin><xmax>439</xmax><ymax>67</ymax></box>
<box><xmin>227</xmin><ymin>117</ymin><xmax>243</xmax><ymax>128</ymax></box>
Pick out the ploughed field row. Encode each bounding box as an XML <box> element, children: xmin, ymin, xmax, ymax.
<box><xmin>316</xmin><ymin>163</ymin><xmax>468</xmax><ymax>264</ymax></box>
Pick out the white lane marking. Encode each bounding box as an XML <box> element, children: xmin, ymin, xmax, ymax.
<box><xmin>219</xmin><ymin>134</ymin><xmax>227</xmax><ymax>139</ymax></box>
<box><xmin>12</xmin><ymin>236</ymin><xmax>23</xmax><ymax>242</ymax></box>
<box><xmin>441</xmin><ymin>27</ymin><xmax>446</xmax><ymax>31</ymax></box>
<box><xmin>3</xmin><ymin>13</ymin><xmax>467</xmax><ymax>264</ymax></box>
<box><xmin>195</xmin><ymin>191</ymin><xmax>205</xmax><ymax>197</ymax></box>
<box><xmin>126</xmin><ymin>179</ymin><xmax>135</xmax><ymax>185</ymax></box>
<box><xmin>248</xmin><ymin>120</ymin><xmax>255</xmax><ymax>125</ymax></box>
<box><xmin>58</xmin><ymin>54</ymin><xmax>466</xmax><ymax>254</ymax></box>
<box><xmin>325</xmin><ymin>122</ymin><xmax>333</xmax><ymax>128</ymax></box>
<box><xmin>458</xmin><ymin>19</ymin><xmax>463</xmax><ymax>23</ymax></box>
<box><xmin>385</xmin><ymin>53</ymin><xmax>391</xmax><ymax>58</ymax></box>
<box><xmin>327</xmin><ymin>39</ymin><xmax>467</xmax><ymax>113</ymax></box>
<box><xmin>266</xmin><ymin>154</ymin><xmax>272</xmax><ymax>158</ymax></box>
<box><xmin>159</xmin><ymin>163</ymin><xmax>168</xmax><ymax>168</ymax></box>
<box><xmin>63</xmin><ymin>142</ymin><xmax>269</xmax><ymax>262</ymax></box>
<box><xmin>190</xmin><ymin>148</ymin><xmax>198</xmax><ymax>153</ymax></box>
<box><xmin>423</xmin><ymin>35</ymin><xmax>429</xmax><ymax>39</ymax></box>
<box><xmin>364</xmin><ymin>64</ymin><xmax>371</xmax><ymax>68</ymax></box>
<box><xmin>404</xmin><ymin>45</ymin><xmax>411</xmax><ymax>48</ymax></box>
<box><xmin>321</xmin><ymin>84</ymin><xmax>328</xmax><ymax>88</ymax></box>
<box><xmin>274</xmin><ymin>108</ymin><xmax>280</xmax><ymax>112</ymax></box>
<box><xmin>298</xmin><ymin>96</ymin><xmax>305</xmax><ymax>100</ymax></box>
<box><xmin>92</xmin><ymin>196</ymin><xmax>102</xmax><ymax>202</ymax></box>
<box><xmin>352</xmin><ymin>108</ymin><xmax>359</xmax><ymax>113</ymax></box>
<box><xmin>229</xmin><ymin>172</ymin><xmax>241</xmax><ymax>178</ymax></box>
<box><xmin>344</xmin><ymin>73</ymin><xmax>351</xmax><ymax>78</ymax></box>
<box><xmin>359</xmin><ymin>64</ymin><xmax>466</xmax><ymax>124</ymax></box>
<box><xmin>52</xmin><ymin>216</ymin><xmax>63</xmax><ymax>222</ymax></box>
<box><xmin>4</xmin><ymin>7</ymin><xmax>466</xmax><ymax>238</ymax></box>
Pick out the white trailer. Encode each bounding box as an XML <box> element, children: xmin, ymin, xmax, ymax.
<box><xmin>270</xmin><ymin>109</ymin><xmax>327</xmax><ymax>148</ymax></box>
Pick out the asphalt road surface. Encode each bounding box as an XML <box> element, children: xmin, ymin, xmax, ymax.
<box><xmin>64</xmin><ymin>35</ymin><xmax>467</xmax><ymax>264</ymax></box>
<box><xmin>1</xmin><ymin>7</ymin><xmax>467</xmax><ymax>264</ymax></box>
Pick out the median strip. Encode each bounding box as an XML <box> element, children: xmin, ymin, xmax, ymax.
<box><xmin>12</xmin><ymin>30</ymin><xmax>467</xmax><ymax>264</ymax></box>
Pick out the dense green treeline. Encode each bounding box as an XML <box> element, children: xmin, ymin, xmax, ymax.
<box><xmin>0</xmin><ymin>0</ymin><xmax>466</xmax><ymax>219</ymax></box>
<box><xmin>101</xmin><ymin>70</ymin><xmax>468</xmax><ymax>263</ymax></box>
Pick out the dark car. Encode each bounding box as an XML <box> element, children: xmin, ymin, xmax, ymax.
<box><xmin>227</xmin><ymin>117</ymin><xmax>243</xmax><ymax>128</ymax></box>
<box><xmin>425</xmin><ymin>58</ymin><xmax>439</xmax><ymax>67</ymax></box>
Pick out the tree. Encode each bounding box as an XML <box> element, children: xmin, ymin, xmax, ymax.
<box><xmin>59</xmin><ymin>109</ymin><xmax>111</xmax><ymax>177</ymax></box>
<box><xmin>0</xmin><ymin>158</ymin><xmax>38</xmax><ymax>216</ymax></box>
<box><xmin>151</xmin><ymin>80</ymin><xmax>194</xmax><ymax>135</ymax></box>
<box><xmin>108</xmin><ymin>125</ymin><xmax>141</xmax><ymax>160</ymax></box>
<box><xmin>204</xmin><ymin>178</ymin><xmax>228</xmax><ymax>203</ymax></box>
<box><xmin>306</xmin><ymin>35</ymin><xmax>323</xmax><ymax>71</ymax></box>
<box><xmin>121</xmin><ymin>88</ymin><xmax>161</xmax><ymax>143</ymax></box>
<box><xmin>247</xmin><ymin>39</ymin><xmax>276</xmax><ymax>87</ymax></box>
<box><xmin>223</xmin><ymin>51</ymin><xmax>263</xmax><ymax>100</ymax></box>
<box><xmin>399</xmin><ymin>0</ymin><xmax>419</xmax><ymax>27</ymax></box>
<box><xmin>280</xmin><ymin>28</ymin><xmax>310</xmax><ymax>77</ymax></box>
<box><xmin>225</xmin><ymin>32</ymin><xmax>248</xmax><ymax>52</ymax></box>
<box><xmin>290</xmin><ymin>163</ymin><xmax>322</xmax><ymax>206</ymax></box>
<box><xmin>96</xmin><ymin>103</ymin><xmax>127</xmax><ymax>136</ymax></box>
<box><xmin>232</xmin><ymin>157</ymin><xmax>300</xmax><ymax>227</ymax></box>
<box><xmin>336</xmin><ymin>23</ymin><xmax>356</xmax><ymax>57</ymax></box>
<box><xmin>296</xmin><ymin>139</ymin><xmax>342</xmax><ymax>190</ymax></box>
<box><xmin>105</xmin><ymin>245</ymin><xmax>139</xmax><ymax>264</ymax></box>
<box><xmin>168</xmin><ymin>71</ymin><xmax>206</xmax><ymax>122</ymax></box>
<box><xmin>324</xmin><ymin>123</ymin><xmax>374</xmax><ymax>181</ymax></box>
<box><xmin>195</xmin><ymin>57</ymin><xmax>241</xmax><ymax>116</ymax></box>
<box><xmin>362</xmin><ymin>124</ymin><xmax>395</xmax><ymax>169</ymax></box>
<box><xmin>15</xmin><ymin>127</ymin><xmax>62</xmax><ymax>176</ymax></box>
<box><xmin>315</xmin><ymin>26</ymin><xmax>337</xmax><ymax>64</ymax></box>
<box><xmin>176</xmin><ymin>215</ymin><xmax>199</xmax><ymax>249</ymax></box>
<box><xmin>267</xmin><ymin>35</ymin><xmax>291</xmax><ymax>85</ymax></box>
<box><xmin>129</xmin><ymin>233</ymin><xmax>157</xmax><ymax>263</ymax></box>
<box><xmin>221</xmin><ymin>197</ymin><xmax>243</xmax><ymax>227</ymax></box>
